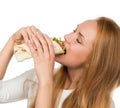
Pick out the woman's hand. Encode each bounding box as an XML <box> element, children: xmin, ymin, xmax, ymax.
<box><xmin>26</xmin><ymin>26</ymin><xmax>54</xmax><ymax>108</ymax></box>
<box><xmin>16</xmin><ymin>26</ymin><xmax>55</xmax><ymax>108</ymax></box>
<box><xmin>26</xmin><ymin>26</ymin><xmax>55</xmax><ymax>84</ymax></box>
<box><xmin>11</xmin><ymin>26</ymin><xmax>34</xmax><ymax>45</ymax></box>
<box><xmin>11</xmin><ymin>26</ymin><xmax>55</xmax><ymax>83</ymax></box>
<box><xmin>0</xmin><ymin>26</ymin><xmax>33</xmax><ymax>79</ymax></box>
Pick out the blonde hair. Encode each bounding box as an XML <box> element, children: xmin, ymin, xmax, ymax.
<box><xmin>53</xmin><ymin>17</ymin><xmax>120</xmax><ymax>108</ymax></box>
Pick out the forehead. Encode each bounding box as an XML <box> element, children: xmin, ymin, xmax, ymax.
<box><xmin>77</xmin><ymin>20</ymin><xmax>97</xmax><ymax>43</ymax></box>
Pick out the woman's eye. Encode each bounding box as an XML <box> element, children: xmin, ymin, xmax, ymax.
<box><xmin>76</xmin><ymin>39</ymin><xmax>82</xmax><ymax>44</ymax></box>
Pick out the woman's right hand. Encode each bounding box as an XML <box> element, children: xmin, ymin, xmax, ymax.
<box><xmin>0</xmin><ymin>26</ymin><xmax>37</xmax><ymax>79</ymax></box>
<box><xmin>0</xmin><ymin>26</ymin><xmax>32</xmax><ymax>79</ymax></box>
<box><xmin>26</xmin><ymin>26</ymin><xmax>55</xmax><ymax>83</ymax></box>
<box><xmin>11</xmin><ymin>26</ymin><xmax>33</xmax><ymax>45</ymax></box>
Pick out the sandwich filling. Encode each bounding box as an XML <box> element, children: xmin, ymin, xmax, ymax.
<box><xmin>52</xmin><ymin>37</ymin><xmax>66</xmax><ymax>54</ymax></box>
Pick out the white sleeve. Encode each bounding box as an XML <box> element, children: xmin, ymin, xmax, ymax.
<box><xmin>0</xmin><ymin>69</ymin><xmax>36</xmax><ymax>103</ymax></box>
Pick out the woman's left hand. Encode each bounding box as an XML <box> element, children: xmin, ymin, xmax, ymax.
<box><xmin>27</xmin><ymin>26</ymin><xmax>55</xmax><ymax>84</ymax></box>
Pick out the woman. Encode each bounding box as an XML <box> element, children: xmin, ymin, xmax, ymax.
<box><xmin>0</xmin><ymin>17</ymin><xmax>120</xmax><ymax>108</ymax></box>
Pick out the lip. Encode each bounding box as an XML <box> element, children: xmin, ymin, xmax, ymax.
<box><xmin>63</xmin><ymin>41</ymin><xmax>67</xmax><ymax>54</ymax></box>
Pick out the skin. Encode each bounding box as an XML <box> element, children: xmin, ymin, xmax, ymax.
<box><xmin>0</xmin><ymin>20</ymin><xmax>97</xmax><ymax>108</ymax></box>
<box><xmin>1</xmin><ymin>26</ymin><xmax>54</xmax><ymax>107</ymax></box>
<box><xmin>24</xmin><ymin>21</ymin><xmax>97</xmax><ymax>108</ymax></box>
<box><xmin>55</xmin><ymin>20</ymin><xmax>97</xmax><ymax>89</ymax></box>
<box><xmin>0</xmin><ymin>33</ymin><xmax>26</xmax><ymax>79</ymax></box>
<box><xmin>0</xmin><ymin>37</ymin><xmax>14</xmax><ymax>79</ymax></box>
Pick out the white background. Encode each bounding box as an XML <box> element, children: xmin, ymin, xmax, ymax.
<box><xmin>0</xmin><ymin>0</ymin><xmax>120</xmax><ymax>108</ymax></box>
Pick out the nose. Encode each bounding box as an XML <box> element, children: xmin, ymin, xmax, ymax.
<box><xmin>64</xmin><ymin>34</ymin><xmax>68</xmax><ymax>40</ymax></box>
<box><xmin>64</xmin><ymin>33</ymin><xmax>75</xmax><ymax>43</ymax></box>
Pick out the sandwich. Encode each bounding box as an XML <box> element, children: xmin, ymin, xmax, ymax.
<box><xmin>14</xmin><ymin>37</ymin><xmax>66</xmax><ymax>62</ymax></box>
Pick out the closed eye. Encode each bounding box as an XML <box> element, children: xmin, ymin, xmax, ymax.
<box><xmin>76</xmin><ymin>39</ymin><xmax>82</xmax><ymax>44</ymax></box>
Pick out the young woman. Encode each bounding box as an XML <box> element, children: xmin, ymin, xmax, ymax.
<box><xmin>0</xmin><ymin>17</ymin><xmax>120</xmax><ymax>108</ymax></box>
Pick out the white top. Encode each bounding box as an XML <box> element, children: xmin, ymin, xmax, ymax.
<box><xmin>58</xmin><ymin>89</ymin><xmax>73</xmax><ymax>108</ymax></box>
<box><xmin>0</xmin><ymin>69</ymin><xmax>117</xmax><ymax>108</ymax></box>
<box><xmin>0</xmin><ymin>69</ymin><xmax>36</xmax><ymax>103</ymax></box>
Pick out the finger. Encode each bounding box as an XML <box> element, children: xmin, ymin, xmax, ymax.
<box><xmin>26</xmin><ymin>26</ymin><xmax>37</xmax><ymax>50</ymax></box>
<box><xmin>31</xmin><ymin>26</ymin><xmax>42</xmax><ymax>35</ymax></box>
<box><xmin>43</xmin><ymin>34</ymin><xmax>55</xmax><ymax>56</ymax></box>
<box><xmin>31</xmin><ymin>34</ymin><xmax>43</xmax><ymax>56</ymax></box>
<box><xmin>31</xmin><ymin>26</ymin><xmax>49</xmax><ymax>54</ymax></box>
<box><xmin>14</xmin><ymin>33</ymin><xmax>24</xmax><ymax>44</ymax></box>
<box><xmin>19</xmin><ymin>27</ymin><xmax>30</xmax><ymax>43</ymax></box>
<box><xmin>27</xmin><ymin>40</ymin><xmax>38</xmax><ymax>58</ymax></box>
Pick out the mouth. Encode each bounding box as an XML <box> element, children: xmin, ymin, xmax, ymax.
<box><xmin>64</xmin><ymin>48</ymin><xmax>66</xmax><ymax>54</ymax></box>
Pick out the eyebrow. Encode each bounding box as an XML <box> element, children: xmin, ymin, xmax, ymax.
<box><xmin>76</xmin><ymin>25</ymin><xmax>85</xmax><ymax>39</ymax></box>
<box><xmin>79</xmin><ymin>32</ymin><xmax>84</xmax><ymax>38</ymax></box>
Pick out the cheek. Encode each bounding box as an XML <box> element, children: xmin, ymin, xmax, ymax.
<box><xmin>55</xmin><ymin>46</ymin><xmax>90</xmax><ymax>68</ymax></box>
<box><xmin>56</xmin><ymin>46</ymin><xmax>90</xmax><ymax>68</ymax></box>
<box><xmin>67</xmin><ymin>48</ymin><xmax>89</xmax><ymax>65</ymax></box>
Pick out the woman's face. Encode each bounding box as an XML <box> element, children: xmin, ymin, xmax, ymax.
<box><xmin>55</xmin><ymin>20</ymin><xmax>97</xmax><ymax>69</ymax></box>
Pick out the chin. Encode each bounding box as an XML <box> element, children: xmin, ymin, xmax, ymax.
<box><xmin>55</xmin><ymin>54</ymin><xmax>65</xmax><ymax>63</ymax></box>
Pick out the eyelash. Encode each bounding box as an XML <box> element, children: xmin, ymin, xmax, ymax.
<box><xmin>73</xmin><ymin>29</ymin><xmax>82</xmax><ymax>44</ymax></box>
<box><xmin>76</xmin><ymin>39</ymin><xmax>82</xmax><ymax>44</ymax></box>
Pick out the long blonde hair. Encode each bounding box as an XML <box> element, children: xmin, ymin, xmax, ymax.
<box><xmin>53</xmin><ymin>17</ymin><xmax>120</xmax><ymax>108</ymax></box>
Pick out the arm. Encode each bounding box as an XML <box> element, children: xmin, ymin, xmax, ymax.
<box><xmin>0</xmin><ymin>26</ymin><xmax>37</xmax><ymax>102</ymax></box>
<box><xmin>35</xmin><ymin>81</ymin><xmax>53</xmax><ymax>108</ymax></box>
<box><xmin>0</xmin><ymin>26</ymin><xmax>31</xmax><ymax>79</ymax></box>
<box><xmin>0</xmin><ymin>37</ymin><xmax>14</xmax><ymax>79</ymax></box>
<box><xmin>0</xmin><ymin>69</ymin><xmax>35</xmax><ymax>103</ymax></box>
<box><xmin>26</xmin><ymin>26</ymin><xmax>55</xmax><ymax>108</ymax></box>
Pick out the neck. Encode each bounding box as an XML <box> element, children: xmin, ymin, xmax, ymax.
<box><xmin>67</xmin><ymin>67</ymin><xmax>83</xmax><ymax>82</ymax></box>
<box><xmin>64</xmin><ymin>67</ymin><xmax>85</xmax><ymax>89</ymax></box>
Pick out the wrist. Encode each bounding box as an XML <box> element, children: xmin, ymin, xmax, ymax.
<box><xmin>38</xmin><ymin>79</ymin><xmax>53</xmax><ymax>87</ymax></box>
<box><xmin>9</xmin><ymin>35</ymin><xmax>16</xmax><ymax>45</ymax></box>
<box><xmin>7</xmin><ymin>37</ymin><xmax>15</xmax><ymax>53</ymax></box>
<box><xmin>38</xmin><ymin>82</ymin><xmax>53</xmax><ymax>94</ymax></box>
<box><xmin>0</xmin><ymin>36</ymin><xmax>16</xmax><ymax>57</ymax></box>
